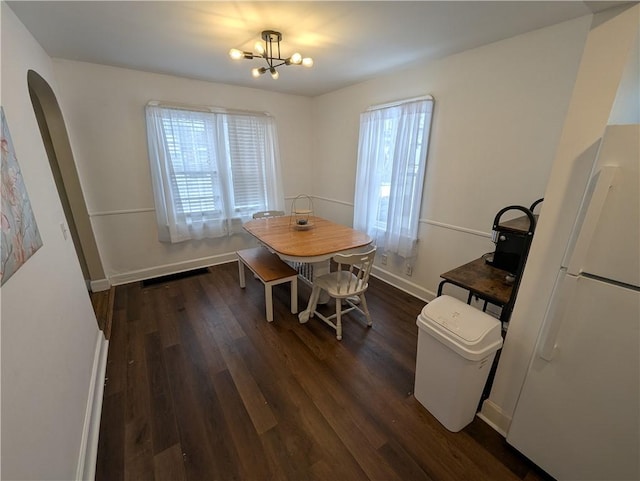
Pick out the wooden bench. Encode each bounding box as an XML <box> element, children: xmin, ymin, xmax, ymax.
<box><xmin>237</xmin><ymin>247</ymin><xmax>298</xmax><ymax>322</ymax></box>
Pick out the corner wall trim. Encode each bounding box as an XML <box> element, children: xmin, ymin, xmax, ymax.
<box><xmin>288</xmin><ymin>196</ymin><xmax>492</xmax><ymax>239</ymax></box>
<box><xmin>89</xmin><ymin>207</ymin><xmax>155</xmax><ymax>217</ymax></box>
<box><xmin>310</xmin><ymin>195</ymin><xmax>355</xmax><ymax>207</ymax></box>
<box><xmin>420</xmin><ymin>219</ymin><xmax>492</xmax><ymax>238</ymax></box>
<box><xmin>477</xmin><ymin>398</ymin><xmax>512</xmax><ymax>437</ymax></box>
<box><xmin>90</xmin><ymin>278</ymin><xmax>111</xmax><ymax>292</ymax></box>
<box><xmin>76</xmin><ymin>331</ymin><xmax>109</xmax><ymax>481</ymax></box>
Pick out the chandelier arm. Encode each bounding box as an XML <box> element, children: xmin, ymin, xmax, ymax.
<box><xmin>268</xmin><ymin>60</ymin><xmax>289</xmax><ymax>69</ymax></box>
<box><xmin>257</xmin><ymin>56</ymin><xmax>288</xmax><ymax>62</ymax></box>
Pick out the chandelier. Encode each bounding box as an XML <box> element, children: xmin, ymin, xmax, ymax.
<box><xmin>229</xmin><ymin>30</ymin><xmax>313</xmax><ymax>79</ymax></box>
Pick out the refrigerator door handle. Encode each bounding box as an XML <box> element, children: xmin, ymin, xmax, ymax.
<box><xmin>538</xmin><ymin>269</ymin><xmax>576</xmax><ymax>361</ymax></box>
<box><xmin>562</xmin><ymin>166</ymin><xmax>617</xmax><ymax>275</ymax></box>
<box><xmin>540</xmin><ymin>167</ymin><xmax>616</xmax><ymax>361</ymax></box>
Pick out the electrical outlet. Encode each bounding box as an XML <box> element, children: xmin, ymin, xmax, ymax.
<box><xmin>380</xmin><ymin>254</ymin><xmax>387</xmax><ymax>265</ymax></box>
<box><xmin>405</xmin><ymin>264</ymin><xmax>413</xmax><ymax>276</ymax></box>
<box><xmin>60</xmin><ymin>222</ymin><xmax>69</xmax><ymax>240</ymax></box>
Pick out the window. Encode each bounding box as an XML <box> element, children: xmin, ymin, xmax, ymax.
<box><xmin>146</xmin><ymin>104</ymin><xmax>284</xmax><ymax>242</ymax></box>
<box><xmin>353</xmin><ymin>97</ymin><xmax>434</xmax><ymax>263</ymax></box>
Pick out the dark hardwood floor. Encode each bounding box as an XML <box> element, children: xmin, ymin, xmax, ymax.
<box><xmin>96</xmin><ymin>261</ymin><xmax>551</xmax><ymax>481</ymax></box>
<box><xmin>90</xmin><ymin>286</ymin><xmax>115</xmax><ymax>339</ymax></box>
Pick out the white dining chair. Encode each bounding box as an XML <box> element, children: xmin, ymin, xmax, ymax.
<box><xmin>298</xmin><ymin>247</ymin><xmax>377</xmax><ymax>340</ymax></box>
<box><xmin>251</xmin><ymin>211</ymin><xmax>285</xmax><ymax>250</ymax></box>
<box><xmin>252</xmin><ymin>210</ymin><xmax>285</xmax><ymax>219</ymax></box>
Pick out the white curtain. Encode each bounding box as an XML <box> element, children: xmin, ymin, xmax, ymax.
<box><xmin>353</xmin><ymin>98</ymin><xmax>433</xmax><ymax>262</ymax></box>
<box><xmin>223</xmin><ymin>112</ymin><xmax>284</xmax><ymax>222</ymax></box>
<box><xmin>146</xmin><ymin>104</ymin><xmax>284</xmax><ymax>243</ymax></box>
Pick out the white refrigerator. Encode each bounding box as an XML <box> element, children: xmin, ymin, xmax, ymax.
<box><xmin>507</xmin><ymin>124</ymin><xmax>639</xmax><ymax>480</ymax></box>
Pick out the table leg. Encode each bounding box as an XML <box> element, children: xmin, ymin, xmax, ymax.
<box><xmin>294</xmin><ymin>260</ymin><xmax>331</xmax><ymax>304</ymax></box>
<box><xmin>312</xmin><ymin>260</ymin><xmax>331</xmax><ymax>304</ymax></box>
<box><xmin>298</xmin><ymin>260</ymin><xmax>332</xmax><ymax>324</ymax></box>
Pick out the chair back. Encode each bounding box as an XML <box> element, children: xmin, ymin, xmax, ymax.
<box><xmin>253</xmin><ymin>210</ymin><xmax>285</xmax><ymax>219</ymax></box>
<box><xmin>332</xmin><ymin>247</ymin><xmax>377</xmax><ymax>295</ymax></box>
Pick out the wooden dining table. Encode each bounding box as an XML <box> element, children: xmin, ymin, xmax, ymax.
<box><xmin>243</xmin><ymin>215</ymin><xmax>372</xmax><ymax>264</ymax></box>
<box><xmin>243</xmin><ymin>215</ymin><xmax>372</xmax><ymax>302</ymax></box>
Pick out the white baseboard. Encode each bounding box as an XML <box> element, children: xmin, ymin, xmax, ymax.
<box><xmin>104</xmin><ymin>245</ymin><xmax>437</xmax><ymax>310</ymax></box>
<box><xmin>109</xmin><ymin>252</ymin><xmax>237</xmax><ymax>285</ymax></box>
<box><xmin>108</xmin><ymin>252</ymin><xmax>434</xmax><ymax>306</ymax></box>
<box><xmin>371</xmin><ymin>265</ymin><xmax>435</xmax><ymax>303</ymax></box>
<box><xmin>477</xmin><ymin>398</ymin><xmax>511</xmax><ymax>437</ymax></box>
<box><xmin>90</xmin><ymin>278</ymin><xmax>111</xmax><ymax>292</ymax></box>
<box><xmin>76</xmin><ymin>331</ymin><xmax>109</xmax><ymax>481</ymax></box>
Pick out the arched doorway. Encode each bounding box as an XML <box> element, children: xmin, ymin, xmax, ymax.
<box><xmin>27</xmin><ymin>70</ymin><xmax>106</xmax><ymax>290</ymax></box>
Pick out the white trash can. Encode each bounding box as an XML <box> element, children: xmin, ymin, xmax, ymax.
<box><xmin>414</xmin><ymin>295</ymin><xmax>503</xmax><ymax>432</ymax></box>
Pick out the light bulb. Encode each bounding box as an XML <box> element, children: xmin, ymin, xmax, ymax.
<box><xmin>229</xmin><ymin>48</ymin><xmax>243</xmax><ymax>60</ymax></box>
<box><xmin>251</xmin><ymin>67</ymin><xmax>261</xmax><ymax>78</ymax></box>
<box><xmin>270</xmin><ymin>68</ymin><xmax>279</xmax><ymax>80</ymax></box>
<box><xmin>254</xmin><ymin>42</ymin><xmax>265</xmax><ymax>55</ymax></box>
<box><xmin>302</xmin><ymin>57</ymin><xmax>314</xmax><ymax>67</ymax></box>
<box><xmin>290</xmin><ymin>52</ymin><xmax>302</xmax><ymax>65</ymax></box>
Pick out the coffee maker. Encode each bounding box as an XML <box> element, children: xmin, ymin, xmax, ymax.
<box><xmin>486</xmin><ymin>199</ymin><xmax>542</xmax><ymax>276</ymax></box>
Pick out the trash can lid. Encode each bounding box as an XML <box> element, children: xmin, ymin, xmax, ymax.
<box><xmin>417</xmin><ymin>295</ymin><xmax>503</xmax><ymax>360</ymax></box>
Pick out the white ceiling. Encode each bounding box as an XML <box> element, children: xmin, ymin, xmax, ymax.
<box><xmin>7</xmin><ymin>1</ymin><xmax>619</xmax><ymax>97</ymax></box>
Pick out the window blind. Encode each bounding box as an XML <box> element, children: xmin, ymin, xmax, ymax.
<box><xmin>146</xmin><ymin>104</ymin><xmax>284</xmax><ymax>242</ymax></box>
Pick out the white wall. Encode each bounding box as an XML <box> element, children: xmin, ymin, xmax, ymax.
<box><xmin>310</xmin><ymin>16</ymin><xmax>591</xmax><ymax>301</ymax></box>
<box><xmin>610</xmin><ymin>30</ymin><xmax>639</xmax><ymax>124</ymax></box>
<box><xmin>1</xmin><ymin>4</ymin><xmax>103</xmax><ymax>480</ymax></box>
<box><xmin>51</xmin><ymin>60</ymin><xmax>314</xmax><ymax>284</ymax></box>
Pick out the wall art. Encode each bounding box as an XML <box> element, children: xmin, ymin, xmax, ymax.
<box><xmin>1</xmin><ymin>107</ymin><xmax>43</xmax><ymax>285</ymax></box>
